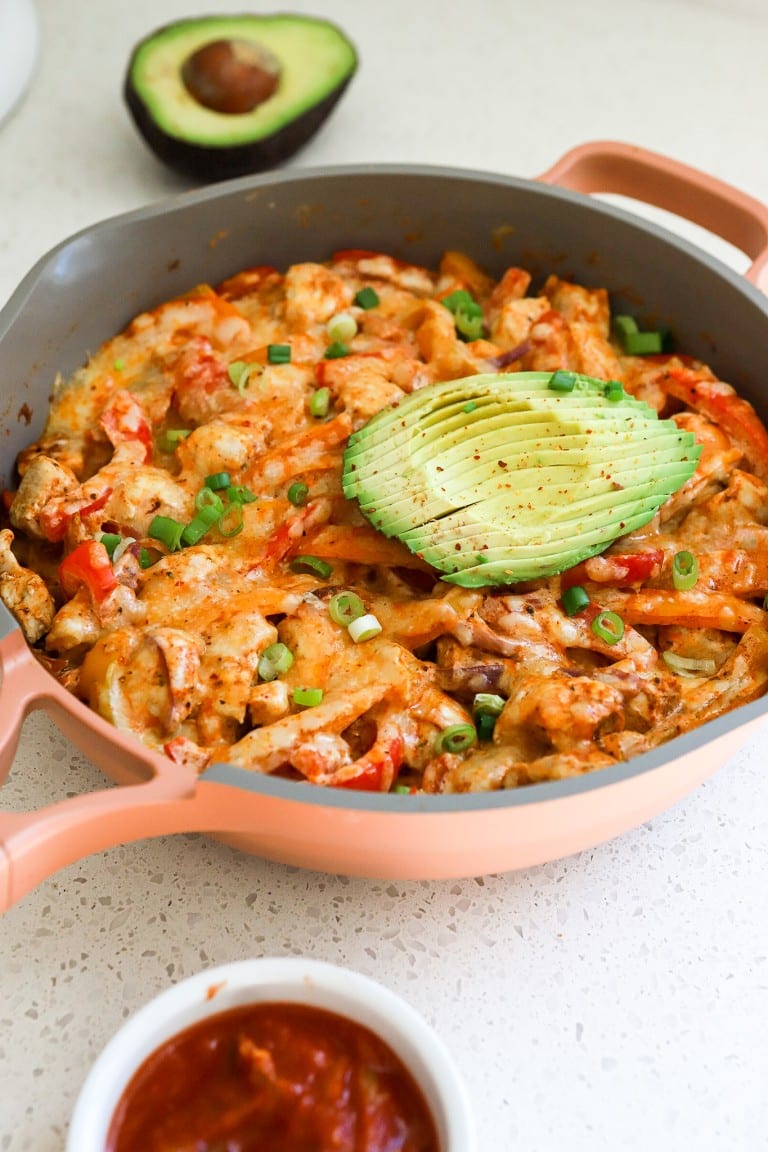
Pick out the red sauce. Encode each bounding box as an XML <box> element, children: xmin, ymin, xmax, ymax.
<box><xmin>106</xmin><ymin>1001</ymin><xmax>441</xmax><ymax>1152</ymax></box>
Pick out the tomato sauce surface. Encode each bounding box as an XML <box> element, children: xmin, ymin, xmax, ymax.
<box><xmin>106</xmin><ymin>1000</ymin><xmax>440</xmax><ymax>1152</ymax></box>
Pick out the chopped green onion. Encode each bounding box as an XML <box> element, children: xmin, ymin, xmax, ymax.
<box><xmin>287</xmin><ymin>481</ymin><xmax>309</xmax><ymax>506</ymax></box>
<box><xmin>624</xmin><ymin>330</ymin><xmax>664</xmax><ymax>355</ymax></box>
<box><xmin>590</xmin><ymin>610</ymin><xmax>625</xmax><ymax>645</ymax></box>
<box><xmin>324</xmin><ymin>341</ymin><xmax>350</xmax><ymax>359</ymax></box>
<box><xmin>612</xmin><ymin>315</ymin><xmax>638</xmax><ymax>337</ymax></box>
<box><xmin>228</xmin><ymin>360</ymin><xmax>261</xmax><ymax>393</ymax></box>
<box><xmin>393</xmin><ymin>784</ymin><xmax>413</xmax><ymax>794</ymax></box>
<box><xmin>454</xmin><ymin>305</ymin><xmax>485</xmax><ymax>341</ymax></box>
<box><xmin>309</xmin><ymin>387</ymin><xmax>331</xmax><ymax>418</ymax></box>
<box><xmin>561</xmin><ymin>584</ymin><xmax>590</xmax><ymax>616</ymax></box>
<box><xmin>348</xmin><ymin>613</ymin><xmax>382</xmax><ymax>643</ymax></box>
<box><xmin>662</xmin><ymin>651</ymin><xmax>718</xmax><ymax>676</ymax></box>
<box><xmin>148</xmin><ymin>514</ymin><xmax>185</xmax><ymax>551</ymax></box>
<box><xmin>139</xmin><ymin>547</ymin><xmax>156</xmax><ymax>569</ymax></box>
<box><xmin>441</xmin><ymin>289</ymin><xmax>476</xmax><ymax>314</ymax></box>
<box><xmin>100</xmin><ymin>533</ymin><xmax>122</xmax><ymax>560</ymax></box>
<box><xmin>326</xmin><ymin>312</ymin><xmax>357</xmax><ymax>343</ymax></box>
<box><xmin>549</xmin><ymin>370</ymin><xmax>577</xmax><ymax>393</ymax></box>
<box><xmin>227</xmin><ymin>486</ymin><xmax>258</xmax><ymax>504</ymax></box>
<box><xmin>181</xmin><ymin>508</ymin><xmax>219</xmax><ymax>547</ymax></box>
<box><xmin>267</xmin><ymin>343</ymin><xmax>291</xmax><ymax>365</ymax></box>
<box><xmin>258</xmin><ymin>642</ymin><xmax>294</xmax><ymax>682</ymax></box>
<box><xmin>217</xmin><ymin>503</ymin><xmax>244</xmax><ymax>538</ymax></box>
<box><xmin>435</xmin><ymin>722</ymin><xmax>477</xmax><ymax>754</ymax></box>
<box><xmin>289</xmin><ymin>555</ymin><xmax>333</xmax><ymax>579</ymax></box>
<box><xmin>195</xmin><ymin>487</ymin><xmax>224</xmax><ymax>514</ymax></box>
<box><xmin>476</xmin><ymin>713</ymin><xmax>497</xmax><ymax>742</ymax></box>
<box><xmin>162</xmin><ymin>429</ymin><xmax>192</xmax><ymax>451</ymax></box>
<box><xmin>328</xmin><ymin>591</ymin><xmax>366</xmax><ymax>626</ymax></box>
<box><xmin>613</xmin><ymin>314</ymin><xmax>665</xmax><ymax>355</ymax></box>
<box><xmin>354</xmin><ymin>286</ymin><xmax>379</xmax><ymax>310</ymax></box>
<box><xmin>672</xmin><ymin>550</ymin><xmax>698</xmax><ymax>590</ymax></box>
<box><xmin>228</xmin><ymin>360</ymin><xmax>247</xmax><ymax>385</ymax></box>
<box><xmin>604</xmin><ymin>380</ymin><xmax>624</xmax><ymax>401</ymax></box>
<box><xmin>463</xmin><ymin>401</ymin><xmax>478</xmax><ymax>414</ymax></box>
<box><xmin>293</xmin><ymin>686</ymin><xmax>324</xmax><ymax>708</ymax></box>
<box><xmin>205</xmin><ymin>472</ymin><xmax>231</xmax><ymax>491</ymax></box>
<box><xmin>113</xmin><ymin>359</ymin><xmax>125</xmax><ymax>372</ymax></box>
<box><xmin>473</xmin><ymin>693</ymin><xmax>506</xmax><ymax>717</ymax></box>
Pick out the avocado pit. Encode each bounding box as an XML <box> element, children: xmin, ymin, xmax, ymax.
<box><xmin>181</xmin><ymin>38</ymin><xmax>281</xmax><ymax>115</ymax></box>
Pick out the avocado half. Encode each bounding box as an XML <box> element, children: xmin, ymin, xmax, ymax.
<box><xmin>342</xmin><ymin>372</ymin><xmax>701</xmax><ymax>587</ymax></box>
<box><xmin>124</xmin><ymin>14</ymin><xmax>358</xmax><ymax>181</ymax></box>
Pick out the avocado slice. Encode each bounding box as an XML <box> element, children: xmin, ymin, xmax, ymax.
<box><xmin>341</xmin><ymin>372</ymin><xmax>701</xmax><ymax>586</ymax></box>
<box><xmin>124</xmin><ymin>14</ymin><xmax>358</xmax><ymax>181</ymax></box>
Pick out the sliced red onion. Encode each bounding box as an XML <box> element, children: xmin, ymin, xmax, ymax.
<box><xmin>487</xmin><ymin>341</ymin><xmax>530</xmax><ymax>370</ymax></box>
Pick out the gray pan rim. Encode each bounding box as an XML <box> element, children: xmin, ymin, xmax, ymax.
<box><xmin>2</xmin><ymin>160</ymin><xmax>767</xmax><ymax>814</ymax></box>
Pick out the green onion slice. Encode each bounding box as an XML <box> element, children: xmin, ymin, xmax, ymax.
<box><xmin>454</xmin><ymin>305</ymin><xmax>485</xmax><ymax>341</ymax></box>
<box><xmin>258</xmin><ymin>642</ymin><xmax>294</xmax><ymax>682</ymax></box>
<box><xmin>473</xmin><ymin>693</ymin><xmax>506</xmax><ymax>717</ymax></box>
<box><xmin>590</xmin><ymin>610</ymin><xmax>625</xmax><ymax>645</ymax></box>
<box><xmin>561</xmin><ymin>584</ymin><xmax>590</xmax><ymax>616</ymax></box>
<box><xmin>139</xmin><ymin>547</ymin><xmax>156</xmax><ymax>569</ymax></box>
<box><xmin>435</xmin><ymin>722</ymin><xmax>477</xmax><ymax>754</ymax></box>
<box><xmin>100</xmin><ymin>533</ymin><xmax>122</xmax><ymax>560</ymax></box>
<box><xmin>267</xmin><ymin>343</ymin><xmax>291</xmax><ymax>365</ymax></box>
<box><xmin>309</xmin><ymin>387</ymin><xmax>331</xmax><ymax>418</ymax></box>
<box><xmin>181</xmin><ymin>510</ymin><xmax>218</xmax><ymax>547</ymax></box>
<box><xmin>328</xmin><ymin>591</ymin><xmax>366</xmax><ymax>626</ymax></box>
<box><xmin>672</xmin><ymin>550</ymin><xmax>698</xmax><ymax>590</ymax></box>
<box><xmin>227</xmin><ymin>486</ymin><xmax>258</xmax><ymax>505</ymax></box>
<box><xmin>441</xmin><ymin>289</ymin><xmax>476</xmax><ymax>314</ymax></box>
<box><xmin>217</xmin><ymin>504</ymin><xmax>244</xmax><ymax>538</ymax></box>
<box><xmin>228</xmin><ymin>361</ymin><xmax>261</xmax><ymax>393</ymax></box>
<box><xmin>476</xmin><ymin>713</ymin><xmax>497</xmax><ymax>742</ymax></box>
<box><xmin>326</xmin><ymin>312</ymin><xmax>357</xmax><ymax>343</ymax></box>
<box><xmin>354</xmin><ymin>286</ymin><xmax>379</xmax><ymax>310</ymax></box>
<box><xmin>549</xmin><ymin>370</ymin><xmax>577</xmax><ymax>393</ymax></box>
<box><xmin>324</xmin><ymin>341</ymin><xmax>350</xmax><ymax>359</ymax></box>
<box><xmin>289</xmin><ymin>555</ymin><xmax>333</xmax><ymax>579</ymax></box>
<box><xmin>613</xmin><ymin>314</ymin><xmax>665</xmax><ymax>355</ymax></box>
<box><xmin>348</xmin><ymin>613</ymin><xmax>382</xmax><ymax>643</ymax></box>
<box><xmin>161</xmin><ymin>429</ymin><xmax>191</xmax><ymax>451</ymax></box>
<box><xmin>293</xmin><ymin>686</ymin><xmax>324</xmax><ymax>708</ymax></box>
<box><xmin>148</xmin><ymin>514</ymin><xmax>185</xmax><ymax>551</ymax></box>
<box><xmin>204</xmin><ymin>472</ymin><xmax>231</xmax><ymax>491</ymax></box>
<box><xmin>287</xmin><ymin>481</ymin><xmax>309</xmax><ymax>507</ymax></box>
<box><xmin>604</xmin><ymin>380</ymin><xmax>624</xmax><ymax>401</ymax></box>
<box><xmin>195</xmin><ymin>487</ymin><xmax>224</xmax><ymax>515</ymax></box>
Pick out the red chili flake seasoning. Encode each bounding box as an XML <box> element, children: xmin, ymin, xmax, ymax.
<box><xmin>106</xmin><ymin>1002</ymin><xmax>440</xmax><ymax>1152</ymax></box>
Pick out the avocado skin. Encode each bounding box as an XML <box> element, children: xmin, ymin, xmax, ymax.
<box><xmin>123</xmin><ymin>15</ymin><xmax>358</xmax><ymax>182</ymax></box>
<box><xmin>124</xmin><ymin>78</ymin><xmax>354</xmax><ymax>180</ymax></box>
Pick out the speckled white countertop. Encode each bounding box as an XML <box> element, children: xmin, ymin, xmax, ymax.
<box><xmin>2</xmin><ymin>1</ymin><xmax>768</xmax><ymax>1149</ymax></box>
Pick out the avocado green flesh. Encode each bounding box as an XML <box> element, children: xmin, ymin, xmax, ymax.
<box><xmin>354</xmin><ymin>428</ymin><xmax>695</xmax><ymax>535</ymax></box>
<box><xmin>341</xmin><ymin>372</ymin><xmax>701</xmax><ymax>586</ymax></box>
<box><xmin>125</xmin><ymin>14</ymin><xmax>357</xmax><ymax>168</ymax></box>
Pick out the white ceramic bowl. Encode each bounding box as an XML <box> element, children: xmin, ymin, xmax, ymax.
<box><xmin>67</xmin><ymin>956</ymin><xmax>476</xmax><ymax>1151</ymax></box>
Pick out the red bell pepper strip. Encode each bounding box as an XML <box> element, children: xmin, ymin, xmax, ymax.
<box><xmin>561</xmin><ymin>549</ymin><xmax>664</xmax><ymax>590</ymax></box>
<box><xmin>40</xmin><ymin>488</ymin><xmax>112</xmax><ymax>544</ymax></box>
<box><xmin>58</xmin><ymin>540</ymin><xmax>118</xmax><ymax>602</ymax></box>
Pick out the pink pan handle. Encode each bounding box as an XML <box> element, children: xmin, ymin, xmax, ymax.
<box><xmin>537</xmin><ymin>140</ymin><xmax>768</xmax><ymax>291</ymax></box>
<box><xmin>0</xmin><ymin>628</ymin><xmax>213</xmax><ymax>912</ymax></box>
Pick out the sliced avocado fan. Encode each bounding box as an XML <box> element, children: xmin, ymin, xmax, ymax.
<box><xmin>341</xmin><ymin>371</ymin><xmax>701</xmax><ymax>587</ymax></box>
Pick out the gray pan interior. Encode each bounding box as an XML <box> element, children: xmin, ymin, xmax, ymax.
<box><xmin>1</xmin><ymin>162</ymin><xmax>768</xmax><ymax>812</ymax></box>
